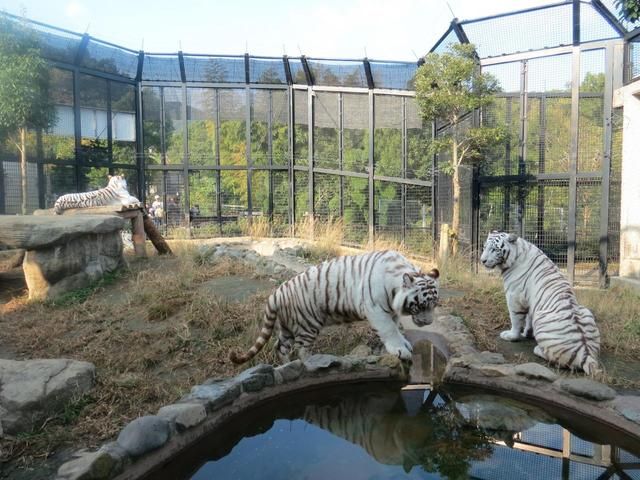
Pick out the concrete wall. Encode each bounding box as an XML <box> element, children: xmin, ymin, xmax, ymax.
<box><xmin>614</xmin><ymin>79</ymin><xmax>640</xmax><ymax>279</ymax></box>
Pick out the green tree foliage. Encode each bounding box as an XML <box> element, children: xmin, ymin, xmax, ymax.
<box><xmin>0</xmin><ymin>16</ymin><xmax>56</xmax><ymax>213</ymax></box>
<box><xmin>415</xmin><ymin>43</ymin><xmax>506</xmax><ymax>253</ymax></box>
<box><xmin>615</xmin><ymin>0</ymin><xmax>640</xmax><ymax>22</ymax></box>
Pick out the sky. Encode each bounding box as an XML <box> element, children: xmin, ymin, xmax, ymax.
<box><xmin>0</xmin><ymin>0</ymin><xmax>555</xmax><ymax>61</ymax></box>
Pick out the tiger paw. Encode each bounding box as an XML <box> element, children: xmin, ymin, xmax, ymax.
<box><xmin>384</xmin><ymin>342</ymin><xmax>412</xmax><ymax>361</ymax></box>
<box><xmin>500</xmin><ymin>330</ymin><xmax>521</xmax><ymax>341</ymax></box>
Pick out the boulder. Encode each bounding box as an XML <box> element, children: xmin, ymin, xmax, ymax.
<box><xmin>610</xmin><ymin>395</ymin><xmax>640</xmax><ymax>424</ymax></box>
<box><xmin>157</xmin><ymin>403</ymin><xmax>206</xmax><ymax>431</ymax></box>
<box><xmin>0</xmin><ymin>215</ymin><xmax>125</xmax><ymax>250</ymax></box>
<box><xmin>56</xmin><ymin>449</ymin><xmax>122</xmax><ymax>480</ymax></box>
<box><xmin>0</xmin><ymin>215</ymin><xmax>126</xmax><ymax>300</ymax></box>
<box><xmin>515</xmin><ymin>363</ymin><xmax>558</xmax><ymax>382</ymax></box>
<box><xmin>0</xmin><ymin>249</ymin><xmax>24</xmax><ymax>272</ymax></box>
<box><xmin>555</xmin><ymin>378</ymin><xmax>617</xmax><ymax>401</ymax></box>
<box><xmin>0</xmin><ymin>359</ymin><xmax>95</xmax><ymax>436</ymax></box>
<box><xmin>116</xmin><ymin>416</ymin><xmax>171</xmax><ymax>458</ymax></box>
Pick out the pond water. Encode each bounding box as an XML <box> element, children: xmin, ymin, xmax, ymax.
<box><xmin>147</xmin><ymin>382</ymin><xmax>640</xmax><ymax>480</ymax></box>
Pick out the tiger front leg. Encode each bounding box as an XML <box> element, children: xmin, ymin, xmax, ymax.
<box><xmin>500</xmin><ymin>296</ymin><xmax>528</xmax><ymax>342</ymax></box>
<box><xmin>368</xmin><ymin>310</ymin><xmax>412</xmax><ymax>361</ymax></box>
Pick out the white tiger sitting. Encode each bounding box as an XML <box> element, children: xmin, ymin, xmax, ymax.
<box><xmin>480</xmin><ymin>231</ymin><xmax>601</xmax><ymax>375</ymax></box>
<box><xmin>230</xmin><ymin>250</ymin><xmax>439</xmax><ymax>364</ymax></box>
<box><xmin>54</xmin><ymin>175</ymin><xmax>141</xmax><ymax>214</ymax></box>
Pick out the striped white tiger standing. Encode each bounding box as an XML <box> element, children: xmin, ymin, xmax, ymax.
<box><xmin>480</xmin><ymin>231</ymin><xmax>601</xmax><ymax>375</ymax></box>
<box><xmin>230</xmin><ymin>250</ymin><xmax>439</xmax><ymax>364</ymax></box>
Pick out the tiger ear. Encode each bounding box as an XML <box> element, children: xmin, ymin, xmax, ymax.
<box><xmin>402</xmin><ymin>273</ymin><xmax>413</xmax><ymax>288</ymax></box>
<box><xmin>507</xmin><ymin>233</ymin><xmax>518</xmax><ymax>243</ymax></box>
<box><xmin>428</xmin><ymin>268</ymin><xmax>439</xmax><ymax>279</ymax></box>
<box><xmin>108</xmin><ymin>175</ymin><xmax>112</xmax><ymax>179</ymax></box>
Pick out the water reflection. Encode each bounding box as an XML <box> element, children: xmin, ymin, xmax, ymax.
<box><xmin>177</xmin><ymin>385</ymin><xmax>640</xmax><ymax>480</ymax></box>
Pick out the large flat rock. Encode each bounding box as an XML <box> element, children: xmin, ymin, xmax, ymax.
<box><xmin>0</xmin><ymin>358</ymin><xmax>96</xmax><ymax>436</ymax></box>
<box><xmin>0</xmin><ymin>214</ymin><xmax>125</xmax><ymax>250</ymax></box>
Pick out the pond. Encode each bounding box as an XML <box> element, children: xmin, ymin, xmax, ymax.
<box><xmin>145</xmin><ymin>382</ymin><xmax>640</xmax><ymax>480</ymax></box>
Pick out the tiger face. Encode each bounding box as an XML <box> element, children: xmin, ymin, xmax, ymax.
<box><xmin>401</xmin><ymin>269</ymin><xmax>439</xmax><ymax>327</ymax></box>
<box><xmin>480</xmin><ymin>231</ymin><xmax>518</xmax><ymax>269</ymax></box>
<box><xmin>107</xmin><ymin>175</ymin><xmax>128</xmax><ymax>191</ymax></box>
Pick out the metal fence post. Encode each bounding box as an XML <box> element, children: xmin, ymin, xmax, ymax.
<box><xmin>368</xmin><ymin>90</ymin><xmax>375</xmax><ymax>245</ymax></box>
<box><xmin>567</xmin><ymin>46</ymin><xmax>581</xmax><ymax>285</ymax></box>
<box><xmin>598</xmin><ymin>44</ymin><xmax>615</xmax><ymax>288</ymax></box>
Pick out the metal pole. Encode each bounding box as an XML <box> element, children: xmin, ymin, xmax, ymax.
<box><xmin>288</xmin><ymin>86</ymin><xmax>295</xmax><ymax>235</ymax></box>
<box><xmin>73</xmin><ymin>68</ymin><xmax>82</xmax><ymax>192</ymax></box>
<box><xmin>518</xmin><ymin>59</ymin><xmax>528</xmax><ymax>237</ymax></box>
<box><xmin>368</xmin><ymin>90</ymin><xmax>375</xmax><ymax>245</ymax></box>
<box><xmin>268</xmin><ymin>90</ymin><xmax>274</xmax><ymax>229</ymax></box>
<box><xmin>182</xmin><ymin>83</ymin><xmax>190</xmax><ymax>235</ymax></box>
<box><xmin>567</xmin><ymin>46</ymin><xmax>581</xmax><ymax>284</ymax></box>
<box><xmin>537</xmin><ymin>95</ymin><xmax>546</xmax><ymax>244</ymax></box>
<box><xmin>401</xmin><ymin>97</ymin><xmax>407</xmax><ymax>245</ymax></box>
<box><xmin>0</xmin><ymin>161</ymin><xmax>5</xmax><ymax>213</ymax></box>
<box><xmin>338</xmin><ymin>93</ymin><xmax>344</xmax><ymax>217</ymax></box>
<box><xmin>504</xmin><ymin>95</ymin><xmax>513</xmax><ymax>230</ymax></box>
<box><xmin>308</xmin><ymin>88</ymin><xmax>314</xmax><ymax>237</ymax></box>
<box><xmin>35</xmin><ymin>129</ymin><xmax>44</xmax><ymax>209</ymax></box>
<box><xmin>106</xmin><ymin>81</ymin><xmax>113</xmax><ymax>169</ymax></box>
<box><xmin>598</xmin><ymin>44</ymin><xmax>614</xmax><ymax>288</ymax></box>
<box><xmin>246</xmin><ymin>86</ymin><xmax>252</xmax><ymax>222</ymax></box>
<box><xmin>215</xmin><ymin>89</ymin><xmax>223</xmax><ymax>234</ymax></box>
<box><xmin>135</xmin><ymin>78</ymin><xmax>145</xmax><ymax>204</ymax></box>
<box><xmin>431</xmin><ymin>119</ymin><xmax>437</xmax><ymax>254</ymax></box>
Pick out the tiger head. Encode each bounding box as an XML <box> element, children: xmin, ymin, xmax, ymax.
<box><xmin>398</xmin><ymin>269</ymin><xmax>440</xmax><ymax>327</ymax></box>
<box><xmin>107</xmin><ymin>175</ymin><xmax>128</xmax><ymax>191</ymax></box>
<box><xmin>480</xmin><ymin>231</ymin><xmax>518</xmax><ymax>270</ymax></box>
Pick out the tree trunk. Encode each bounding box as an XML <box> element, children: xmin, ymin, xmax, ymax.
<box><xmin>451</xmin><ymin>120</ymin><xmax>460</xmax><ymax>256</ymax></box>
<box><xmin>20</xmin><ymin>128</ymin><xmax>27</xmax><ymax>215</ymax></box>
<box><xmin>142</xmin><ymin>213</ymin><xmax>173</xmax><ymax>255</ymax></box>
<box><xmin>451</xmin><ymin>164</ymin><xmax>460</xmax><ymax>256</ymax></box>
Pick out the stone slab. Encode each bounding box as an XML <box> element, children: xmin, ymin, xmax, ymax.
<box><xmin>0</xmin><ymin>214</ymin><xmax>125</xmax><ymax>250</ymax></box>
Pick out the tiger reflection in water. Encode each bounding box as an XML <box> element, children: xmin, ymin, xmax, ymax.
<box><xmin>301</xmin><ymin>389</ymin><xmax>529</xmax><ymax>476</ymax></box>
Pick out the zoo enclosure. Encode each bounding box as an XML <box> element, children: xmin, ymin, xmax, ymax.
<box><xmin>1</xmin><ymin>0</ymin><xmax>639</xmax><ymax>284</ymax></box>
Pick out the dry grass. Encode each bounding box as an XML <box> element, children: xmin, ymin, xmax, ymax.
<box><xmin>295</xmin><ymin>216</ymin><xmax>345</xmax><ymax>263</ymax></box>
<box><xmin>0</xmin><ymin>243</ymin><xmax>376</xmax><ymax>472</ymax></box>
<box><xmin>577</xmin><ymin>285</ymin><xmax>640</xmax><ymax>359</ymax></box>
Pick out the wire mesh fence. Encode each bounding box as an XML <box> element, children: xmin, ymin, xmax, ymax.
<box><xmin>0</xmin><ymin>3</ymin><xmax>633</xmax><ymax>285</ymax></box>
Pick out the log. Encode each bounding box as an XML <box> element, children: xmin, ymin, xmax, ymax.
<box><xmin>142</xmin><ymin>214</ymin><xmax>173</xmax><ymax>255</ymax></box>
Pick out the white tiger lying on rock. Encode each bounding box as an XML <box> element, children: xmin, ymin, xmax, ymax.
<box><xmin>480</xmin><ymin>231</ymin><xmax>601</xmax><ymax>375</ymax></box>
<box><xmin>54</xmin><ymin>175</ymin><xmax>141</xmax><ymax>214</ymax></box>
<box><xmin>230</xmin><ymin>250</ymin><xmax>439</xmax><ymax>364</ymax></box>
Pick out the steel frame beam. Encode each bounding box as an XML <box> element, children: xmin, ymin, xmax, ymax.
<box><xmin>567</xmin><ymin>46</ymin><xmax>581</xmax><ymax>284</ymax></box>
<box><xmin>598</xmin><ymin>43</ymin><xmax>615</xmax><ymax>288</ymax></box>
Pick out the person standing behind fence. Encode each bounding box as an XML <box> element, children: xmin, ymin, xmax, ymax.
<box><xmin>151</xmin><ymin>195</ymin><xmax>164</xmax><ymax>227</ymax></box>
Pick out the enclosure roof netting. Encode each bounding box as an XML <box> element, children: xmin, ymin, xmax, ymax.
<box><xmin>3</xmin><ymin>0</ymin><xmax>634</xmax><ymax>85</ymax></box>
<box><xmin>1</xmin><ymin>13</ymin><xmax>419</xmax><ymax>89</ymax></box>
<box><xmin>430</xmin><ymin>0</ymin><xmax>633</xmax><ymax>59</ymax></box>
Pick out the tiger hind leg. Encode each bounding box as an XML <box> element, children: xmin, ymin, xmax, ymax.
<box><xmin>533</xmin><ymin>345</ymin><xmax>547</xmax><ymax>360</ymax></box>
<box><xmin>275</xmin><ymin>327</ymin><xmax>294</xmax><ymax>364</ymax></box>
<box><xmin>291</xmin><ymin>328</ymin><xmax>319</xmax><ymax>361</ymax></box>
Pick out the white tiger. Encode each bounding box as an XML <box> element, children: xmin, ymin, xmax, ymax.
<box><xmin>480</xmin><ymin>231</ymin><xmax>601</xmax><ymax>375</ymax></box>
<box><xmin>54</xmin><ymin>175</ymin><xmax>141</xmax><ymax>214</ymax></box>
<box><xmin>230</xmin><ymin>250</ymin><xmax>440</xmax><ymax>364</ymax></box>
